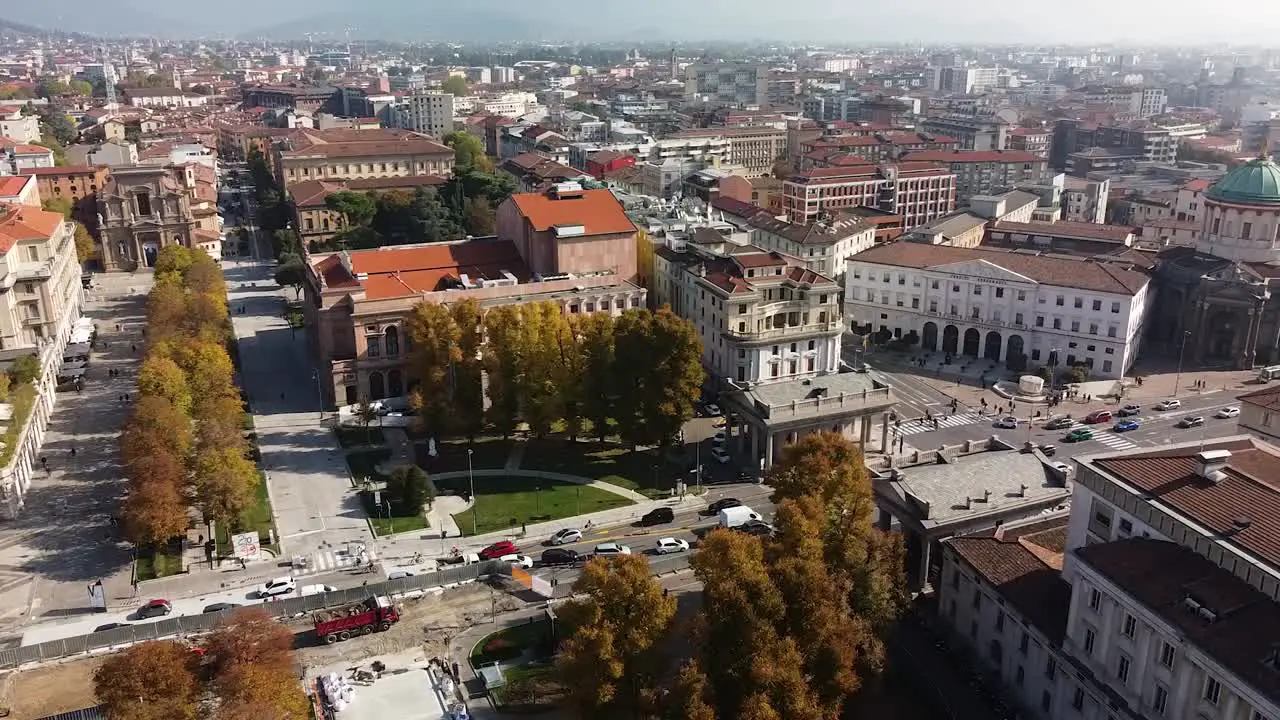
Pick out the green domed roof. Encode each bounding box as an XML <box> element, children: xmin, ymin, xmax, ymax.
<box><xmin>1205</xmin><ymin>155</ymin><xmax>1280</xmax><ymax>206</ymax></box>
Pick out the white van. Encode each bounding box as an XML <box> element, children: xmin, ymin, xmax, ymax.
<box><xmin>718</xmin><ymin>506</ymin><xmax>763</xmax><ymax>529</ymax></box>
<box><xmin>299</xmin><ymin>584</ymin><xmax>336</xmax><ymax>597</ymax></box>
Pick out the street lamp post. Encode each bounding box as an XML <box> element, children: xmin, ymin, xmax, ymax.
<box><xmin>312</xmin><ymin>370</ymin><xmax>324</xmax><ymax>422</ymax></box>
<box><xmin>1048</xmin><ymin>347</ymin><xmax>1062</xmax><ymax>392</ymax></box>
<box><xmin>1173</xmin><ymin>330</ymin><xmax>1192</xmax><ymax>397</ymax></box>
<box><xmin>468</xmin><ymin>448</ymin><xmax>477</xmax><ymax>536</ymax></box>
<box><xmin>384</xmin><ymin>498</ymin><xmax>393</xmax><ymax>535</ymax></box>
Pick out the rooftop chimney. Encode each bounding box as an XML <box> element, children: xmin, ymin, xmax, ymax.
<box><xmin>1196</xmin><ymin>449</ymin><xmax>1231</xmax><ymax>484</ymax></box>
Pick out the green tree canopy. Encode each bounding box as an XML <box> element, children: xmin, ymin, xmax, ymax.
<box><xmin>325</xmin><ymin>190</ymin><xmax>378</xmax><ymax>227</ymax></box>
<box><xmin>443</xmin><ymin>130</ymin><xmax>489</xmax><ymax>170</ymax></box>
<box><xmin>440</xmin><ymin>75</ymin><xmax>469</xmax><ymax>96</ymax></box>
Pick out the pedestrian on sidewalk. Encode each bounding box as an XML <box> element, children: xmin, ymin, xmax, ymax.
<box><xmin>69</xmin><ymin>447</ymin><xmax>76</xmax><ymax>458</ymax></box>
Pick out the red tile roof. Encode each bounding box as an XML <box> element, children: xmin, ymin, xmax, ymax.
<box><xmin>946</xmin><ymin>517</ymin><xmax>1071</xmax><ymax>644</ymax></box>
<box><xmin>1090</xmin><ymin>438</ymin><xmax>1280</xmax><ymax>568</ymax></box>
<box><xmin>990</xmin><ymin>220</ymin><xmax>1136</xmax><ymax>243</ymax></box>
<box><xmin>345</xmin><ymin>239</ymin><xmax>532</xmax><ymax>300</ymax></box>
<box><xmin>1240</xmin><ymin>385</ymin><xmax>1280</xmax><ymax>412</ymax></box>
<box><xmin>0</xmin><ymin>176</ymin><xmax>30</xmax><ymax>197</ymax></box>
<box><xmin>509</xmin><ymin>188</ymin><xmax>635</xmax><ymax>237</ymax></box>
<box><xmin>1077</xmin><ymin>539</ymin><xmax>1280</xmax><ymax>701</ymax></box>
<box><xmin>0</xmin><ymin>204</ymin><xmax>63</xmax><ymax>254</ymax></box>
<box><xmin>20</xmin><ymin>165</ymin><xmax>103</xmax><ymax>177</ymax></box>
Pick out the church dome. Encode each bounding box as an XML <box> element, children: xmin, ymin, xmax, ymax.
<box><xmin>1205</xmin><ymin>155</ymin><xmax>1280</xmax><ymax>206</ymax></box>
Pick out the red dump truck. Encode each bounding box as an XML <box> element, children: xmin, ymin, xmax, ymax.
<box><xmin>313</xmin><ymin>595</ymin><xmax>399</xmax><ymax>644</ymax></box>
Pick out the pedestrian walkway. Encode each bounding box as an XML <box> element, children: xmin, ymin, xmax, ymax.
<box><xmin>1056</xmin><ymin>420</ymin><xmax>1137</xmax><ymax>451</ymax></box>
<box><xmin>297</xmin><ymin>544</ymin><xmax>379</xmax><ymax>576</ymax></box>
<box><xmin>896</xmin><ymin>411</ymin><xmax>984</xmax><ymax>436</ymax></box>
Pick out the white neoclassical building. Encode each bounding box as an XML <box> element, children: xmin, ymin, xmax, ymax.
<box><xmin>844</xmin><ymin>243</ymin><xmax>1153</xmax><ymax>379</ymax></box>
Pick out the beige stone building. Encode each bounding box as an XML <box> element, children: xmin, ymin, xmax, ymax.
<box><xmin>273</xmin><ymin>128</ymin><xmax>455</xmax><ymax>192</ymax></box>
<box><xmin>664</xmin><ymin>127</ymin><xmax>788</xmax><ymax>176</ymax></box>
<box><xmin>97</xmin><ymin>164</ymin><xmax>222</xmax><ymax>270</ymax></box>
<box><xmin>303</xmin><ymin>184</ymin><xmax>645</xmax><ymax>406</ymax></box>
<box><xmin>287</xmin><ymin>175</ymin><xmax>450</xmax><ymax>248</ymax></box>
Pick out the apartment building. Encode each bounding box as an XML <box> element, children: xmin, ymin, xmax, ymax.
<box><xmin>782</xmin><ymin>160</ymin><xmax>957</xmax><ymax>229</ymax></box>
<box><xmin>0</xmin><ymin>106</ymin><xmax>40</xmax><ymax>144</ymax></box>
<box><xmin>241</xmin><ymin>83</ymin><xmax>338</xmax><ymax>113</ymax></box>
<box><xmin>1082</xmin><ymin>85</ymin><xmax>1168</xmax><ymax>119</ymax></box>
<box><xmin>1052</xmin><ymin>120</ymin><xmax>1179</xmax><ymax>170</ymax></box>
<box><xmin>801</xmin><ymin>132</ymin><xmax>961</xmax><ymax>167</ymax></box>
<box><xmin>1008</xmin><ymin>128</ymin><xmax>1052</xmax><ymax>159</ymax></box>
<box><xmin>20</xmin><ymin>166</ymin><xmax>111</xmax><ymax>231</ymax></box>
<box><xmin>684</xmin><ymin>62</ymin><xmax>769</xmax><ymax>107</ymax></box>
<box><xmin>651</xmin><ymin>241</ymin><xmax>842</xmax><ymax>384</ymax></box>
<box><xmin>273</xmin><ymin>128</ymin><xmax>455</xmax><ymax>191</ymax></box>
<box><xmin>0</xmin><ymin>176</ymin><xmax>39</xmax><ymax>207</ymax></box>
<box><xmin>0</xmin><ymin>141</ymin><xmax>54</xmax><ymax>175</ymax></box>
<box><xmin>746</xmin><ymin>212</ymin><xmax>877</xmax><ymax>282</ymax></box>
<box><xmin>122</xmin><ymin>87</ymin><xmax>209</xmax><ymax>108</ymax></box>
<box><xmin>934</xmin><ymin>66</ymin><xmax>1000</xmax><ymax>95</ymax></box>
<box><xmin>664</xmin><ymin>128</ymin><xmax>787</xmax><ymax>176</ymax></box>
<box><xmin>920</xmin><ymin>113</ymin><xmax>1009</xmax><ymax>151</ymax></box>
<box><xmin>397</xmin><ymin>91</ymin><xmax>455</xmax><ymax>138</ymax></box>
<box><xmin>0</xmin><ymin>204</ymin><xmax>83</xmax><ymax>518</ymax></box>
<box><xmin>304</xmin><ymin>184</ymin><xmax>645</xmax><ymax>406</ymax></box>
<box><xmin>843</xmin><ymin>243</ymin><xmax>1152</xmax><ymax>377</ymax></box>
<box><xmin>903</xmin><ymin>150</ymin><xmax>1048</xmax><ymax>204</ymax></box>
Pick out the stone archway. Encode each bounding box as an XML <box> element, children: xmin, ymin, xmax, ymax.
<box><xmin>984</xmin><ymin>331</ymin><xmax>1003</xmax><ymax>361</ymax></box>
<box><xmin>962</xmin><ymin>328</ymin><xmax>980</xmax><ymax>357</ymax></box>
<box><xmin>1006</xmin><ymin>335</ymin><xmax>1025</xmax><ymax>368</ymax></box>
<box><xmin>942</xmin><ymin>325</ymin><xmax>959</xmax><ymax>355</ymax></box>
<box><xmin>368</xmin><ymin>371</ymin><xmax>386</xmax><ymax>400</ymax></box>
<box><xmin>922</xmin><ymin>322</ymin><xmax>939</xmax><ymax>351</ymax></box>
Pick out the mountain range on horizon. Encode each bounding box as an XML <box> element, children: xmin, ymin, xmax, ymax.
<box><xmin>1</xmin><ymin>0</ymin><xmax>1275</xmax><ymax>45</ymax></box>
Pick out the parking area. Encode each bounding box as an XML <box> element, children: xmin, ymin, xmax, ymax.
<box><xmin>0</xmin><ymin>271</ymin><xmax>154</xmax><ymax>638</ymax></box>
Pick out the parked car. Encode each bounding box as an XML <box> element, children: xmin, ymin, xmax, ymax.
<box><xmin>201</xmin><ymin>602</ymin><xmax>241</xmax><ymax>614</ymax></box>
<box><xmin>712</xmin><ymin>431</ymin><xmax>727</xmax><ymax>445</ymax></box>
<box><xmin>548</xmin><ymin>528</ymin><xmax>582</xmax><ymax>546</ymax></box>
<box><xmin>706</xmin><ymin>498</ymin><xmax>742</xmax><ymax>515</ymax></box>
<box><xmin>1155</xmin><ymin>399</ymin><xmax>1182</xmax><ymax>411</ymax></box>
<box><xmin>593</xmin><ymin>542</ymin><xmax>631</xmax><ymax>556</ymax></box>
<box><xmin>1044</xmin><ymin>416</ymin><xmax>1075</xmax><ymax>430</ymax></box>
<box><xmin>704</xmin><ymin>403</ymin><xmax>721</xmax><ymax>416</ymax></box>
<box><xmin>1118</xmin><ymin>404</ymin><xmax>1142</xmax><ymax>416</ymax></box>
<box><xmin>387</xmin><ymin>569</ymin><xmax>416</xmax><ymax>580</ymax></box>
<box><xmin>540</xmin><ymin>548</ymin><xmax>582</xmax><ymax>566</ymax></box>
<box><xmin>1216</xmin><ymin>406</ymin><xmax>1241</xmax><ymax>419</ymax></box>
<box><xmin>93</xmin><ymin>622</ymin><xmax>130</xmax><ymax>632</ymax></box>
<box><xmin>1178</xmin><ymin>416</ymin><xmax>1206</xmax><ymax>429</ymax></box>
<box><xmin>993</xmin><ymin>416</ymin><xmax>1018</xmax><ymax>429</ymax></box>
<box><xmin>1064</xmin><ymin>428</ymin><xmax>1094</xmax><ymax>443</ymax></box>
<box><xmin>655</xmin><ymin>537</ymin><xmax>690</xmax><ymax>554</ymax></box>
<box><xmin>479</xmin><ymin>541</ymin><xmax>519</xmax><ymax>560</ymax></box>
<box><xmin>258</xmin><ymin>576</ymin><xmax>296</xmax><ymax>598</ymax></box>
<box><xmin>498</xmin><ymin>554</ymin><xmax>534</xmax><ymax>569</ymax></box>
<box><xmin>136</xmin><ymin>599</ymin><xmax>173</xmax><ymax>619</ymax></box>
<box><xmin>710</xmin><ymin>447</ymin><xmax>731</xmax><ymax>464</ymax></box>
<box><xmin>300</xmin><ymin>584</ymin><xmax>336</xmax><ymax>597</ymax></box>
<box><xmin>640</xmin><ymin>507</ymin><xmax>675</xmax><ymax>526</ymax></box>
<box><xmin>1113</xmin><ymin>420</ymin><xmax>1140</xmax><ymax>432</ymax></box>
<box><xmin>1084</xmin><ymin>410</ymin><xmax>1113</xmax><ymax>424</ymax></box>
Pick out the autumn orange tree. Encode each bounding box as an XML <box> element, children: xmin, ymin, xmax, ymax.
<box><xmin>93</xmin><ymin>640</ymin><xmax>201</xmax><ymax>720</ymax></box>
<box><xmin>206</xmin><ymin>608</ymin><xmax>310</xmax><ymax>720</ymax></box>
<box><xmin>554</xmin><ymin>554</ymin><xmax>677</xmax><ymax>719</ymax></box>
<box><xmin>121</xmin><ymin>246</ymin><xmax>257</xmax><ymax>547</ymax></box>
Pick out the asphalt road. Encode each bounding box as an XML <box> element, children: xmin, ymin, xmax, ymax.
<box><xmin>888</xmin><ymin>388</ymin><xmax>1246</xmax><ymax>460</ymax></box>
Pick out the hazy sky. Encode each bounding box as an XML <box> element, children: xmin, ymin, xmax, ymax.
<box><xmin>5</xmin><ymin>0</ymin><xmax>1278</xmax><ymax>43</ymax></box>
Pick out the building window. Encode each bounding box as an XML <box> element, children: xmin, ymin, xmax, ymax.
<box><xmin>1015</xmin><ymin>312</ymin><xmax>1023</xmax><ymax>325</ymax></box>
<box><xmin>1072</xmin><ymin>687</ymin><xmax>1085</xmax><ymax>711</ymax></box>
<box><xmin>1041</xmin><ymin>691</ymin><xmax>1052</xmax><ymax>712</ymax></box>
<box><xmin>1103</xmin><ymin>360</ymin><xmax>1113</xmax><ymax>373</ymax></box>
<box><xmin>1016</xmin><ymin>666</ymin><xmax>1024</xmax><ymax>686</ymax></box>
<box><xmin>1117</xmin><ymin>654</ymin><xmax>1131</xmax><ymax>683</ymax></box>
<box><xmin>1070</xmin><ymin>320</ymin><xmax>1080</xmax><ymax>332</ymax></box>
<box><xmin>995</xmin><ymin>287</ymin><xmax>1004</xmax><ymax>298</ymax></box>
<box><xmin>1055</xmin><ymin>295</ymin><xmax>1064</xmax><ymax>306</ymax></box>
<box><xmin>1088</xmin><ymin>588</ymin><xmax>1101</xmax><ymax>611</ymax></box>
<box><xmin>995</xmin><ymin>611</ymin><xmax>1004</xmax><ymax>631</ymax></box>
<box><xmin>1017</xmin><ymin>290</ymin><xmax>1026</xmax><ymax>301</ymax></box>
<box><xmin>952</xmin><ymin>284</ymin><xmax>960</xmax><ymax>292</ymax></box>
<box><xmin>973</xmin><ymin>286</ymin><xmax>982</xmax><ymax>296</ymax></box>
<box><xmin>1045</xmin><ymin>658</ymin><xmax>1056</xmax><ymax>679</ymax></box>
<box><xmin>366</xmin><ymin>336</ymin><xmax>381</xmax><ymax>358</ymax></box>
<box><xmin>1111</xmin><ymin>301</ymin><xmax>1120</xmax><ymax>313</ymax></box>
<box><xmin>1019</xmin><ymin>631</ymin><xmax>1029</xmax><ymax>654</ymax></box>
<box><xmin>911</xmin><ymin>297</ymin><xmax>920</xmax><ymax>309</ymax></box>
<box><xmin>1159</xmin><ymin>641</ymin><xmax>1176</xmax><ymax>669</ymax></box>
<box><xmin>1074</xmin><ymin>297</ymin><xmax>1083</xmax><ymax>309</ymax></box>
<box><xmin>135</xmin><ymin>191</ymin><xmax>153</xmax><ymax>216</ymax></box>
<box><xmin>1204</xmin><ymin>677</ymin><xmax>1221</xmax><ymax>705</ymax></box>
<box><xmin>1031</xmin><ymin>349</ymin><xmax>1041</xmax><ymax>361</ymax></box>
<box><xmin>1083</xmin><ymin>627</ymin><xmax>1096</xmax><ymax>655</ymax></box>
<box><xmin>929</xmin><ymin>300</ymin><xmax>938</xmax><ymax>313</ymax></box>
<box><xmin>384</xmin><ymin>326</ymin><xmax>400</xmax><ymax>357</ymax></box>
<box><xmin>24</xmin><ymin>246</ymin><xmax>39</xmax><ymax>262</ymax></box>
<box><xmin>972</xmin><ymin>590</ymin><xmax>981</xmax><ymax>610</ymax></box>
<box><xmin>1122</xmin><ymin>614</ymin><xmax>1136</xmax><ymax>638</ymax></box>
<box><xmin>1092</xmin><ymin>299</ymin><xmax>1102</xmax><ymax>311</ymax></box>
<box><xmin>739</xmin><ymin>304</ymin><xmax>747</xmax><ymax>314</ymax></box>
<box><xmin>1107</xmin><ymin>326</ymin><xmax>1118</xmax><ymax>338</ymax></box>
<box><xmin>1089</xmin><ymin>323</ymin><xmax>1098</xmax><ymax>335</ymax></box>
<box><xmin>1153</xmin><ymin>685</ymin><xmax>1169</xmax><ymax>716</ymax></box>
<box><xmin>930</xmin><ymin>280</ymin><xmax>939</xmax><ymax>289</ymax></box>
<box><xmin>1035</xmin><ymin>316</ymin><xmax>1045</xmax><ymax>327</ymax></box>
<box><xmin>1053</xmin><ymin>319</ymin><xmax>1062</xmax><ymax>330</ymax></box>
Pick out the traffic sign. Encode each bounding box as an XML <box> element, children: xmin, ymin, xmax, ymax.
<box><xmin>231</xmin><ymin>531</ymin><xmax>260</xmax><ymax>559</ymax></box>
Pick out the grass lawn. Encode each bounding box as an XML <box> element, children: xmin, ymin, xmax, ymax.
<box><xmin>416</xmin><ymin>436</ymin><xmax>511</xmax><ymax>474</ymax></box>
<box><xmin>494</xmin><ymin>662</ymin><xmax>564</xmax><ymax>711</ymax></box>
<box><xmin>215</xmin><ymin>472</ymin><xmax>279</xmax><ymax>557</ymax></box>
<box><xmin>470</xmin><ymin>619</ymin><xmax>553</xmax><ymax>667</ymax></box>
<box><xmin>435</xmin><ymin>476</ymin><xmax>633</xmax><ymax>535</ymax></box>
<box><xmin>335</xmin><ymin>425</ymin><xmax>386</xmax><ymax>448</ymax></box>
<box><xmin>346</xmin><ymin>448</ymin><xmax>392</xmax><ymax>483</ymax></box>
<box><xmin>135</xmin><ymin>541</ymin><xmax>184</xmax><ymax>581</ymax></box>
<box><xmin>522</xmin><ymin>440</ymin><xmax>674</xmax><ymax>498</ymax></box>
<box><xmin>357</xmin><ymin>490</ymin><xmax>430</xmax><ymax>536</ymax></box>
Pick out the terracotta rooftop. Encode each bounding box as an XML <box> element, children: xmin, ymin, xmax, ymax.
<box><xmin>0</xmin><ymin>204</ymin><xmax>63</xmax><ymax>254</ymax></box>
<box><xmin>0</xmin><ymin>176</ymin><xmax>30</xmax><ymax>197</ymax></box>
<box><xmin>849</xmin><ymin>242</ymin><xmax>1151</xmax><ymax>295</ymax></box>
<box><xmin>313</xmin><ymin>238</ymin><xmax>532</xmax><ymax>301</ymax></box>
<box><xmin>1077</xmin><ymin>538</ymin><xmax>1280</xmax><ymax>702</ymax></box>
<box><xmin>990</xmin><ymin>220</ymin><xmax>1136</xmax><ymax>243</ymax></box>
<box><xmin>903</xmin><ymin>149</ymin><xmax>1043</xmax><ymax>164</ymax></box>
<box><xmin>946</xmin><ymin>517</ymin><xmax>1072</xmax><ymax>645</ymax></box>
<box><xmin>509</xmin><ymin>188</ymin><xmax>635</xmax><ymax>237</ymax></box>
<box><xmin>20</xmin><ymin>165</ymin><xmax>103</xmax><ymax>176</ymax></box>
<box><xmin>1089</xmin><ymin>438</ymin><xmax>1280</xmax><ymax>570</ymax></box>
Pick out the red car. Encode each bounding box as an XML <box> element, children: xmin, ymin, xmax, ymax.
<box><xmin>479</xmin><ymin>541</ymin><xmax>518</xmax><ymax>560</ymax></box>
<box><xmin>137</xmin><ymin>598</ymin><xmax>173</xmax><ymax>619</ymax></box>
<box><xmin>1083</xmin><ymin>410</ymin><xmax>1113</xmax><ymax>424</ymax></box>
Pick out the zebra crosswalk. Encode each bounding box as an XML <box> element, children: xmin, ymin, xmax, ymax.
<box><xmin>896</xmin><ymin>412</ymin><xmax>984</xmax><ymax>436</ymax></box>
<box><xmin>294</xmin><ymin>544</ymin><xmax>380</xmax><ymax>576</ymax></box>
<box><xmin>1059</xmin><ymin>421</ymin><xmax>1138</xmax><ymax>451</ymax></box>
